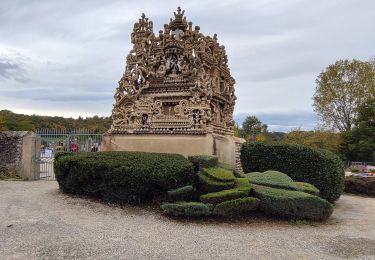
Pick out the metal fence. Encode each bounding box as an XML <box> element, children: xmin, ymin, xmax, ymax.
<box><xmin>36</xmin><ymin>129</ymin><xmax>103</xmax><ymax>180</ymax></box>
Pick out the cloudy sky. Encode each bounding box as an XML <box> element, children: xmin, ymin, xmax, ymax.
<box><xmin>0</xmin><ymin>0</ymin><xmax>374</xmax><ymax>131</ymax></box>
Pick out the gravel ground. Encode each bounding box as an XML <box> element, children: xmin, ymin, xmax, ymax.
<box><xmin>1</xmin><ymin>181</ymin><xmax>375</xmax><ymax>260</ymax></box>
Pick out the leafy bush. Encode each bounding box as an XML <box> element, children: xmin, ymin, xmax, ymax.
<box><xmin>252</xmin><ymin>184</ymin><xmax>333</xmax><ymax>221</ymax></box>
<box><xmin>188</xmin><ymin>155</ymin><xmax>218</xmax><ymax>171</ymax></box>
<box><xmin>201</xmin><ymin>167</ymin><xmax>235</xmax><ymax>182</ymax></box>
<box><xmin>350</xmin><ymin>167</ymin><xmax>360</xmax><ymax>173</ymax></box>
<box><xmin>54</xmin><ymin>151</ymin><xmax>194</xmax><ymax>204</ymax></box>
<box><xmin>213</xmin><ymin>197</ymin><xmax>259</xmax><ymax>217</ymax></box>
<box><xmin>345</xmin><ymin>176</ymin><xmax>375</xmax><ymax>196</ymax></box>
<box><xmin>197</xmin><ymin>172</ymin><xmax>234</xmax><ymax>192</ymax></box>
<box><xmin>161</xmin><ymin>202</ymin><xmax>213</xmax><ymax>217</ymax></box>
<box><xmin>293</xmin><ymin>182</ymin><xmax>320</xmax><ymax>196</ymax></box>
<box><xmin>234</xmin><ymin>178</ymin><xmax>252</xmax><ymax>191</ymax></box>
<box><xmin>246</xmin><ymin>170</ymin><xmax>320</xmax><ymax>196</ymax></box>
<box><xmin>241</xmin><ymin>142</ymin><xmax>345</xmax><ymax>202</ymax></box>
<box><xmin>200</xmin><ymin>188</ymin><xmax>249</xmax><ymax>204</ymax></box>
<box><xmin>167</xmin><ymin>185</ymin><xmax>198</xmax><ymax>201</ymax></box>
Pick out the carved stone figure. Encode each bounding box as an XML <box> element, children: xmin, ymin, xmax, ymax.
<box><xmin>109</xmin><ymin>7</ymin><xmax>236</xmax><ymax>135</ymax></box>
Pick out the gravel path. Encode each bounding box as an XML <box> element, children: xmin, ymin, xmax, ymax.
<box><xmin>1</xmin><ymin>181</ymin><xmax>375</xmax><ymax>260</ymax></box>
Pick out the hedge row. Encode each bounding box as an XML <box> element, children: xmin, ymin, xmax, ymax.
<box><xmin>240</xmin><ymin>142</ymin><xmax>345</xmax><ymax>202</ymax></box>
<box><xmin>54</xmin><ymin>151</ymin><xmax>194</xmax><ymax>204</ymax></box>
<box><xmin>345</xmin><ymin>176</ymin><xmax>375</xmax><ymax>196</ymax></box>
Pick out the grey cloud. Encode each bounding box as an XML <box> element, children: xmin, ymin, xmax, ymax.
<box><xmin>0</xmin><ymin>55</ymin><xmax>29</xmax><ymax>83</ymax></box>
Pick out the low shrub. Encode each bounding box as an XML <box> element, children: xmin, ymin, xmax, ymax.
<box><xmin>350</xmin><ymin>167</ymin><xmax>360</xmax><ymax>173</ymax></box>
<box><xmin>293</xmin><ymin>182</ymin><xmax>320</xmax><ymax>196</ymax></box>
<box><xmin>213</xmin><ymin>197</ymin><xmax>259</xmax><ymax>217</ymax></box>
<box><xmin>246</xmin><ymin>170</ymin><xmax>320</xmax><ymax>196</ymax></box>
<box><xmin>240</xmin><ymin>142</ymin><xmax>345</xmax><ymax>202</ymax></box>
<box><xmin>197</xmin><ymin>172</ymin><xmax>234</xmax><ymax>192</ymax></box>
<box><xmin>160</xmin><ymin>202</ymin><xmax>213</xmax><ymax>217</ymax></box>
<box><xmin>252</xmin><ymin>184</ymin><xmax>333</xmax><ymax>221</ymax></box>
<box><xmin>54</xmin><ymin>151</ymin><xmax>194</xmax><ymax>204</ymax></box>
<box><xmin>200</xmin><ymin>188</ymin><xmax>249</xmax><ymax>204</ymax></box>
<box><xmin>167</xmin><ymin>185</ymin><xmax>198</xmax><ymax>201</ymax></box>
<box><xmin>345</xmin><ymin>176</ymin><xmax>375</xmax><ymax>196</ymax></box>
<box><xmin>201</xmin><ymin>167</ymin><xmax>235</xmax><ymax>182</ymax></box>
<box><xmin>188</xmin><ymin>155</ymin><xmax>218</xmax><ymax>171</ymax></box>
<box><xmin>234</xmin><ymin>178</ymin><xmax>252</xmax><ymax>191</ymax></box>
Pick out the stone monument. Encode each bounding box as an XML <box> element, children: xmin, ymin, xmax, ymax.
<box><xmin>102</xmin><ymin>7</ymin><xmax>245</xmax><ymax>169</ymax></box>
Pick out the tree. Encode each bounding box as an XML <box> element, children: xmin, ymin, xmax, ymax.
<box><xmin>340</xmin><ymin>99</ymin><xmax>375</xmax><ymax>162</ymax></box>
<box><xmin>313</xmin><ymin>59</ymin><xmax>375</xmax><ymax>131</ymax></box>
<box><xmin>241</xmin><ymin>115</ymin><xmax>267</xmax><ymax>140</ymax></box>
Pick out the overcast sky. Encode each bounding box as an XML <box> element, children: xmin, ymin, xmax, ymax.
<box><xmin>0</xmin><ymin>0</ymin><xmax>374</xmax><ymax>131</ymax></box>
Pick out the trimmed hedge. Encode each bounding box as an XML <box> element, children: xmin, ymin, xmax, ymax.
<box><xmin>213</xmin><ymin>197</ymin><xmax>259</xmax><ymax>217</ymax></box>
<box><xmin>200</xmin><ymin>188</ymin><xmax>249</xmax><ymax>204</ymax></box>
<box><xmin>161</xmin><ymin>202</ymin><xmax>213</xmax><ymax>217</ymax></box>
<box><xmin>167</xmin><ymin>185</ymin><xmax>198</xmax><ymax>201</ymax></box>
<box><xmin>54</xmin><ymin>151</ymin><xmax>194</xmax><ymax>204</ymax></box>
<box><xmin>201</xmin><ymin>167</ymin><xmax>235</xmax><ymax>182</ymax></box>
<box><xmin>246</xmin><ymin>170</ymin><xmax>320</xmax><ymax>196</ymax></box>
<box><xmin>197</xmin><ymin>172</ymin><xmax>234</xmax><ymax>192</ymax></box>
<box><xmin>188</xmin><ymin>155</ymin><xmax>218</xmax><ymax>171</ymax></box>
<box><xmin>241</xmin><ymin>142</ymin><xmax>345</xmax><ymax>202</ymax></box>
<box><xmin>252</xmin><ymin>184</ymin><xmax>333</xmax><ymax>221</ymax></box>
<box><xmin>345</xmin><ymin>176</ymin><xmax>375</xmax><ymax>196</ymax></box>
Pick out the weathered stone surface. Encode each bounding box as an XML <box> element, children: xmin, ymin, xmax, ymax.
<box><xmin>0</xmin><ymin>131</ymin><xmax>40</xmax><ymax>180</ymax></box>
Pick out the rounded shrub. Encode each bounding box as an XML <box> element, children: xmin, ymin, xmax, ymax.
<box><xmin>161</xmin><ymin>202</ymin><xmax>213</xmax><ymax>217</ymax></box>
<box><xmin>54</xmin><ymin>151</ymin><xmax>194</xmax><ymax>204</ymax></box>
<box><xmin>240</xmin><ymin>142</ymin><xmax>345</xmax><ymax>202</ymax></box>
<box><xmin>188</xmin><ymin>155</ymin><xmax>218</xmax><ymax>172</ymax></box>
<box><xmin>345</xmin><ymin>176</ymin><xmax>375</xmax><ymax>196</ymax></box>
<box><xmin>213</xmin><ymin>197</ymin><xmax>259</xmax><ymax>217</ymax></box>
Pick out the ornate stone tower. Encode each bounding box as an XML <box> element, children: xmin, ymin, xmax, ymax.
<box><xmin>102</xmin><ymin>7</ymin><xmax>244</xmax><ymax>167</ymax></box>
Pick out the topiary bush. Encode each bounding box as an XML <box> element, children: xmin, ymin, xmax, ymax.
<box><xmin>252</xmin><ymin>184</ymin><xmax>333</xmax><ymax>221</ymax></box>
<box><xmin>200</xmin><ymin>188</ymin><xmax>249</xmax><ymax>204</ymax></box>
<box><xmin>213</xmin><ymin>197</ymin><xmax>259</xmax><ymax>217</ymax></box>
<box><xmin>160</xmin><ymin>202</ymin><xmax>213</xmax><ymax>217</ymax></box>
<box><xmin>197</xmin><ymin>172</ymin><xmax>235</xmax><ymax>192</ymax></box>
<box><xmin>345</xmin><ymin>176</ymin><xmax>375</xmax><ymax>196</ymax></box>
<box><xmin>188</xmin><ymin>155</ymin><xmax>218</xmax><ymax>172</ymax></box>
<box><xmin>246</xmin><ymin>170</ymin><xmax>320</xmax><ymax>196</ymax></box>
<box><xmin>54</xmin><ymin>151</ymin><xmax>194</xmax><ymax>204</ymax></box>
<box><xmin>240</xmin><ymin>142</ymin><xmax>345</xmax><ymax>202</ymax></box>
<box><xmin>201</xmin><ymin>167</ymin><xmax>235</xmax><ymax>182</ymax></box>
<box><xmin>167</xmin><ymin>185</ymin><xmax>199</xmax><ymax>201</ymax></box>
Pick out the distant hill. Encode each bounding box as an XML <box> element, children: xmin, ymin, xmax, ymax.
<box><xmin>0</xmin><ymin>110</ymin><xmax>112</xmax><ymax>133</ymax></box>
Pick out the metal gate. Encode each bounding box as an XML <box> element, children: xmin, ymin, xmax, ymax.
<box><xmin>36</xmin><ymin>129</ymin><xmax>103</xmax><ymax>180</ymax></box>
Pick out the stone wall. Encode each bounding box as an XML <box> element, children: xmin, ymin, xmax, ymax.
<box><xmin>0</xmin><ymin>131</ymin><xmax>40</xmax><ymax>180</ymax></box>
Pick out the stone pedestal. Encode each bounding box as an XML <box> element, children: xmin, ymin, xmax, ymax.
<box><xmin>101</xmin><ymin>133</ymin><xmax>245</xmax><ymax>168</ymax></box>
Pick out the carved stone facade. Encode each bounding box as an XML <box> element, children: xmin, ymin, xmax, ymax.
<box><xmin>109</xmin><ymin>7</ymin><xmax>236</xmax><ymax>136</ymax></box>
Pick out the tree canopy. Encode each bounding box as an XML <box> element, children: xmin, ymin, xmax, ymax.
<box><xmin>241</xmin><ymin>115</ymin><xmax>268</xmax><ymax>140</ymax></box>
<box><xmin>313</xmin><ymin>59</ymin><xmax>375</xmax><ymax>131</ymax></box>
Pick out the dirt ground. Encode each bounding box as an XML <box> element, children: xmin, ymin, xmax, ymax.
<box><xmin>1</xmin><ymin>181</ymin><xmax>375</xmax><ymax>260</ymax></box>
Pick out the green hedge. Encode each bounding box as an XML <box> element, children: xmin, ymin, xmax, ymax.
<box><xmin>188</xmin><ymin>155</ymin><xmax>218</xmax><ymax>171</ymax></box>
<box><xmin>213</xmin><ymin>197</ymin><xmax>259</xmax><ymax>217</ymax></box>
<box><xmin>252</xmin><ymin>185</ymin><xmax>333</xmax><ymax>221</ymax></box>
<box><xmin>54</xmin><ymin>151</ymin><xmax>194</xmax><ymax>204</ymax></box>
<box><xmin>240</xmin><ymin>142</ymin><xmax>345</xmax><ymax>202</ymax></box>
<box><xmin>200</xmin><ymin>188</ymin><xmax>249</xmax><ymax>204</ymax></box>
<box><xmin>246</xmin><ymin>170</ymin><xmax>320</xmax><ymax>196</ymax></box>
<box><xmin>167</xmin><ymin>185</ymin><xmax>198</xmax><ymax>201</ymax></box>
<box><xmin>201</xmin><ymin>167</ymin><xmax>235</xmax><ymax>182</ymax></box>
<box><xmin>161</xmin><ymin>202</ymin><xmax>213</xmax><ymax>217</ymax></box>
<box><xmin>197</xmin><ymin>172</ymin><xmax>234</xmax><ymax>192</ymax></box>
<box><xmin>345</xmin><ymin>176</ymin><xmax>375</xmax><ymax>196</ymax></box>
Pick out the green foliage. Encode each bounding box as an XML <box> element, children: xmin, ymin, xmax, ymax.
<box><xmin>240</xmin><ymin>115</ymin><xmax>268</xmax><ymax>140</ymax></box>
<box><xmin>345</xmin><ymin>176</ymin><xmax>375</xmax><ymax>196</ymax></box>
<box><xmin>188</xmin><ymin>155</ymin><xmax>218</xmax><ymax>171</ymax></box>
<box><xmin>201</xmin><ymin>167</ymin><xmax>235</xmax><ymax>182</ymax></box>
<box><xmin>197</xmin><ymin>172</ymin><xmax>235</xmax><ymax>192</ymax></box>
<box><xmin>241</xmin><ymin>142</ymin><xmax>345</xmax><ymax>202</ymax></box>
<box><xmin>283</xmin><ymin>130</ymin><xmax>342</xmax><ymax>155</ymax></box>
<box><xmin>0</xmin><ymin>110</ymin><xmax>111</xmax><ymax>133</ymax></box>
<box><xmin>160</xmin><ymin>202</ymin><xmax>213</xmax><ymax>217</ymax></box>
<box><xmin>167</xmin><ymin>185</ymin><xmax>198</xmax><ymax>201</ymax></box>
<box><xmin>340</xmin><ymin>99</ymin><xmax>375</xmax><ymax>162</ymax></box>
<box><xmin>350</xmin><ymin>168</ymin><xmax>360</xmax><ymax>173</ymax></box>
<box><xmin>200</xmin><ymin>188</ymin><xmax>249</xmax><ymax>204</ymax></box>
<box><xmin>293</xmin><ymin>182</ymin><xmax>320</xmax><ymax>196</ymax></box>
<box><xmin>234</xmin><ymin>178</ymin><xmax>251</xmax><ymax>191</ymax></box>
<box><xmin>252</xmin><ymin>185</ymin><xmax>333</xmax><ymax>221</ymax></box>
<box><xmin>54</xmin><ymin>151</ymin><xmax>194</xmax><ymax>204</ymax></box>
<box><xmin>213</xmin><ymin>197</ymin><xmax>259</xmax><ymax>217</ymax></box>
<box><xmin>313</xmin><ymin>59</ymin><xmax>375</xmax><ymax>131</ymax></box>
